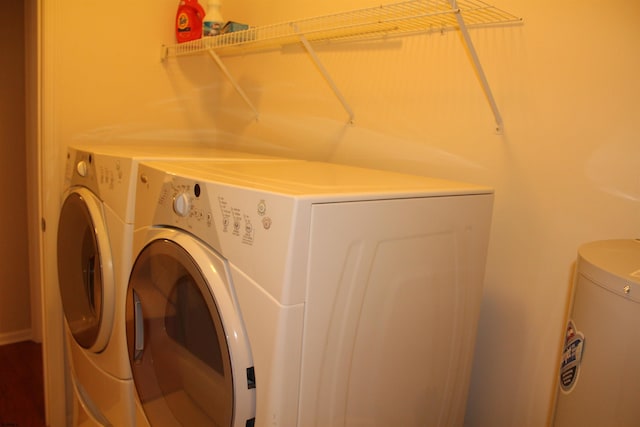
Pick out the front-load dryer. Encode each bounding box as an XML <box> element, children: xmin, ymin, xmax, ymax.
<box><xmin>127</xmin><ymin>159</ymin><xmax>494</xmax><ymax>426</ymax></box>
<box><xmin>56</xmin><ymin>143</ymin><xmax>286</xmax><ymax>426</ymax></box>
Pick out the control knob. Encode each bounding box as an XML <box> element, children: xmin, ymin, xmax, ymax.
<box><xmin>173</xmin><ymin>192</ymin><xmax>191</xmax><ymax>217</ymax></box>
<box><xmin>76</xmin><ymin>160</ymin><xmax>89</xmax><ymax>177</ymax></box>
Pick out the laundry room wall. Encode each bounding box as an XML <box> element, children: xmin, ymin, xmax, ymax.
<box><xmin>0</xmin><ymin>0</ymin><xmax>32</xmax><ymax>345</ymax></box>
<box><xmin>40</xmin><ymin>0</ymin><xmax>640</xmax><ymax>425</ymax></box>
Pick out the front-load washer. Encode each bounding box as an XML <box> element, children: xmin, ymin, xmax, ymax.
<box><xmin>56</xmin><ymin>143</ymin><xmax>286</xmax><ymax>426</ymax></box>
<box><xmin>126</xmin><ymin>159</ymin><xmax>494</xmax><ymax>426</ymax></box>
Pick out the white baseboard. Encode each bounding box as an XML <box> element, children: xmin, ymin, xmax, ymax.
<box><xmin>0</xmin><ymin>328</ymin><xmax>33</xmax><ymax>346</ymax></box>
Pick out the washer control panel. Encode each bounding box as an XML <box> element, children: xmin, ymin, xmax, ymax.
<box><xmin>65</xmin><ymin>147</ymin><xmax>136</xmax><ymax>222</ymax></box>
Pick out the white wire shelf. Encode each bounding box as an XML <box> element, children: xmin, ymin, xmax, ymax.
<box><xmin>161</xmin><ymin>0</ymin><xmax>521</xmax><ymax>131</ymax></box>
<box><xmin>162</xmin><ymin>0</ymin><xmax>521</xmax><ymax>58</ymax></box>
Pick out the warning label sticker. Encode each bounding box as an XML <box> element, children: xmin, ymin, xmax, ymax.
<box><xmin>559</xmin><ymin>319</ymin><xmax>585</xmax><ymax>394</ymax></box>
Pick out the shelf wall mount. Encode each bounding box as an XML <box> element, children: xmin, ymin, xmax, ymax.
<box><xmin>448</xmin><ymin>0</ymin><xmax>504</xmax><ymax>133</ymax></box>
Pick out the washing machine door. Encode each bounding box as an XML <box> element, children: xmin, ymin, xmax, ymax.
<box><xmin>57</xmin><ymin>187</ymin><xmax>115</xmax><ymax>352</ymax></box>
<box><xmin>126</xmin><ymin>232</ymin><xmax>256</xmax><ymax>427</ymax></box>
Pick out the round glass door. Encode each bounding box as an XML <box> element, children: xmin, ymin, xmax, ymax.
<box><xmin>126</xmin><ymin>237</ymin><xmax>255</xmax><ymax>427</ymax></box>
<box><xmin>57</xmin><ymin>188</ymin><xmax>114</xmax><ymax>351</ymax></box>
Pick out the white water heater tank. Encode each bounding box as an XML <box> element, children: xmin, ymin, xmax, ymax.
<box><xmin>554</xmin><ymin>239</ymin><xmax>640</xmax><ymax>427</ymax></box>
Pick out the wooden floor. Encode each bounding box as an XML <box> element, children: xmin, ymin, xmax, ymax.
<box><xmin>0</xmin><ymin>341</ymin><xmax>46</xmax><ymax>427</ymax></box>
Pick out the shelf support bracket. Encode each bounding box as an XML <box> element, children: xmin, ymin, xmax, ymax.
<box><xmin>206</xmin><ymin>50</ymin><xmax>259</xmax><ymax>120</ymax></box>
<box><xmin>294</xmin><ymin>25</ymin><xmax>355</xmax><ymax>124</ymax></box>
<box><xmin>449</xmin><ymin>0</ymin><xmax>504</xmax><ymax>134</ymax></box>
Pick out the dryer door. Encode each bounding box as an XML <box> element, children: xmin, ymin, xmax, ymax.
<box><xmin>57</xmin><ymin>187</ymin><xmax>115</xmax><ymax>351</ymax></box>
<box><xmin>126</xmin><ymin>234</ymin><xmax>255</xmax><ymax>427</ymax></box>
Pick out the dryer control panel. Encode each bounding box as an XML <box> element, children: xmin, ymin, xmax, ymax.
<box><xmin>136</xmin><ymin>164</ymin><xmax>304</xmax><ymax>305</ymax></box>
<box><xmin>153</xmin><ymin>178</ymin><xmax>292</xmax><ymax>249</ymax></box>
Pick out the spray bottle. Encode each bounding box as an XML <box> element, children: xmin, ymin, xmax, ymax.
<box><xmin>175</xmin><ymin>0</ymin><xmax>206</xmax><ymax>43</ymax></box>
<box><xmin>203</xmin><ymin>0</ymin><xmax>224</xmax><ymax>37</ymax></box>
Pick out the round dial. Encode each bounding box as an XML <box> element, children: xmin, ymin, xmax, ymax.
<box><xmin>76</xmin><ymin>160</ymin><xmax>89</xmax><ymax>177</ymax></box>
<box><xmin>173</xmin><ymin>193</ymin><xmax>191</xmax><ymax>217</ymax></box>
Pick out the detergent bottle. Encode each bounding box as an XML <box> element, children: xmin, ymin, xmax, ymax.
<box><xmin>175</xmin><ymin>0</ymin><xmax>205</xmax><ymax>43</ymax></box>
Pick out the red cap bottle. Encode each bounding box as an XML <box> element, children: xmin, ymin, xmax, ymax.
<box><xmin>175</xmin><ymin>0</ymin><xmax>205</xmax><ymax>43</ymax></box>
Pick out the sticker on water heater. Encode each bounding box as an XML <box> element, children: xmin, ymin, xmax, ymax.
<box><xmin>559</xmin><ymin>319</ymin><xmax>585</xmax><ymax>394</ymax></box>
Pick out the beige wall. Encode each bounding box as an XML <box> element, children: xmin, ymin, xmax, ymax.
<box><xmin>0</xmin><ymin>1</ymin><xmax>31</xmax><ymax>343</ymax></box>
<box><xmin>41</xmin><ymin>0</ymin><xmax>640</xmax><ymax>425</ymax></box>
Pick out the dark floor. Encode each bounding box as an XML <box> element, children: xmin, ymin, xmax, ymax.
<box><xmin>0</xmin><ymin>341</ymin><xmax>46</xmax><ymax>427</ymax></box>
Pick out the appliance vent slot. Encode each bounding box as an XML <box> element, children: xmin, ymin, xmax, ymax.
<box><xmin>247</xmin><ymin>366</ymin><xmax>256</xmax><ymax>389</ymax></box>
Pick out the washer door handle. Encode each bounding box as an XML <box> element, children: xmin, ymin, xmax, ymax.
<box><xmin>85</xmin><ymin>255</ymin><xmax>96</xmax><ymax>313</ymax></box>
<box><xmin>133</xmin><ymin>290</ymin><xmax>145</xmax><ymax>361</ymax></box>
